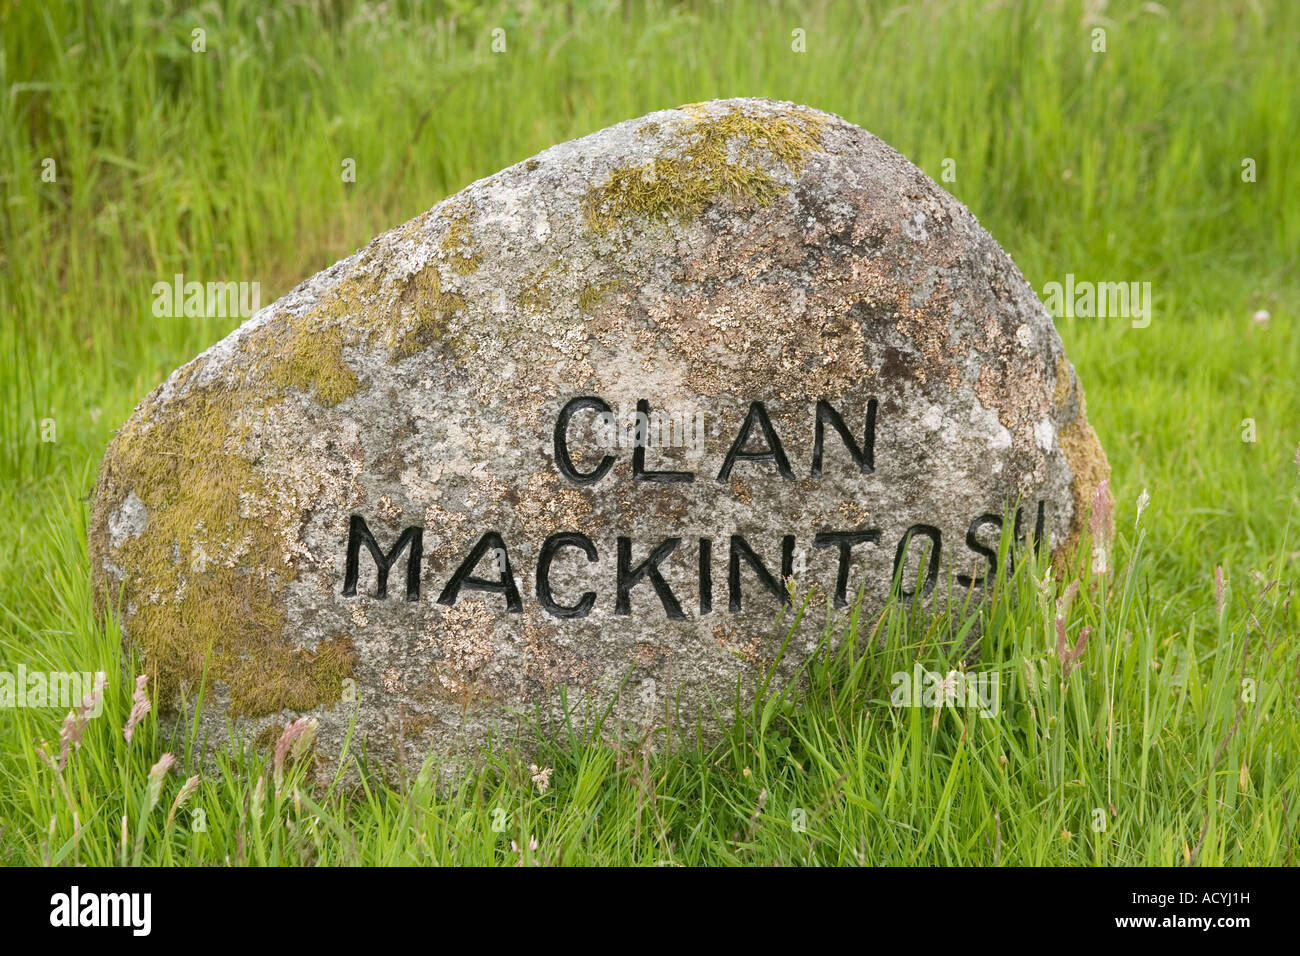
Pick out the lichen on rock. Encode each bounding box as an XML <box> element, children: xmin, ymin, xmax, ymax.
<box><xmin>584</xmin><ymin>103</ymin><xmax>828</xmax><ymax>229</ymax></box>
<box><xmin>437</xmin><ymin>205</ymin><xmax>482</xmax><ymax>276</ymax></box>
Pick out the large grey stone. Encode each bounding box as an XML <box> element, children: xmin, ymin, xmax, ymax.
<box><xmin>89</xmin><ymin>98</ymin><xmax>1111</xmax><ymax>769</ymax></box>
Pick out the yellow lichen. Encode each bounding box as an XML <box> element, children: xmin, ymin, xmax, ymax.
<box><xmin>439</xmin><ymin>209</ymin><xmax>481</xmax><ymax>276</ymax></box>
<box><xmin>577</xmin><ymin>279</ymin><xmax>622</xmax><ymax>312</ymax></box>
<box><xmin>585</xmin><ymin>105</ymin><xmax>827</xmax><ymax>230</ymax></box>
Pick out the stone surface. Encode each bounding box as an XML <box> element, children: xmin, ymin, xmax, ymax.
<box><xmin>89</xmin><ymin>97</ymin><xmax>1111</xmax><ymax>769</ymax></box>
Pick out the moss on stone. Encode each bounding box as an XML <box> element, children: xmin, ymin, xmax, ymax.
<box><xmin>515</xmin><ymin>262</ymin><xmax>621</xmax><ymax>317</ymax></box>
<box><xmin>283</xmin><ymin>263</ymin><xmax>395</xmax><ymax>351</ymax></box>
<box><xmin>1054</xmin><ymin>398</ymin><xmax>1113</xmax><ymax>573</ymax></box>
<box><xmin>311</xmin><ymin>268</ymin><xmax>383</xmax><ymax>325</ymax></box>
<box><xmin>585</xmin><ymin>105</ymin><xmax>827</xmax><ymax>230</ymax></box>
<box><xmin>94</xmin><ymin>381</ymin><xmax>352</xmax><ymax>718</ymax></box>
<box><xmin>577</xmin><ymin>279</ymin><xmax>622</xmax><ymax>312</ymax></box>
<box><xmin>1046</xmin><ymin>354</ymin><xmax>1113</xmax><ymax>572</ymax></box>
<box><xmin>1051</xmin><ymin>356</ymin><xmax>1073</xmax><ymax>409</ymax></box>
<box><xmin>91</xmin><ymin>289</ymin><xmax>379</xmax><ymax>717</ymax></box>
<box><xmin>254</xmin><ymin>724</ymin><xmax>282</xmax><ymax>750</ymax></box>
<box><xmin>231</xmin><ymin>635</ymin><xmax>357</xmax><ymax>715</ymax></box>
<box><xmin>266</xmin><ymin>325</ymin><xmax>361</xmax><ymax>407</ymax></box>
<box><xmin>393</xmin><ymin>265</ymin><xmax>465</xmax><ymax>359</ymax></box>
<box><xmin>96</xmin><ymin>380</ymin><xmax>360</xmax><ymax>717</ymax></box>
<box><xmin>398</xmin><ymin>712</ymin><xmax>435</xmax><ymax>738</ymax></box>
<box><xmin>439</xmin><ymin>209</ymin><xmax>481</xmax><ymax>275</ymax></box>
<box><xmin>263</xmin><ymin>216</ymin><xmax>475</xmax><ymax>365</ymax></box>
<box><xmin>88</xmin><ymin>233</ymin><xmax>487</xmax><ymax>717</ymax></box>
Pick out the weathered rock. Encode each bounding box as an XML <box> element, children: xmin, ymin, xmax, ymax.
<box><xmin>89</xmin><ymin>98</ymin><xmax>1110</xmax><ymax>769</ymax></box>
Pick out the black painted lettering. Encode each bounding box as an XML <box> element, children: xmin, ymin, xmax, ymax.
<box><xmin>536</xmin><ymin>532</ymin><xmax>598</xmax><ymax>619</ymax></box>
<box><xmin>1028</xmin><ymin>500</ymin><xmax>1047</xmax><ymax>555</ymax></box>
<box><xmin>956</xmin><ymin>515</ymin><xmax>1001</xmax><ymax>589</ymax></box>
<box><xmin>437</xmin><ymin>531</ymin><xmax>523</xmax><ymax>612</ymax></box>
<box><xmin>728</xmin><ymin>534</ymin><xmax>794</xmax><ymax>612</ymax></box>
<box><xmin>616</xmin><ymin>537</ymin><xmax>685</xmax><ymax>620</ymax></box>
<box><xmin>342</xmin><ymin>514</ymin><xmax>423</xmax><ymax>601</ymax></box>
<box><xmin>633</xmin><ymin>398</ymin><xmax>694</xmax><ymax>483</ymax></box>
<box><xmin>554</xmin><ymin>396</ymin><xmax>615</xmax><ymax>486</ymax></box>
<box><xmin>893</xmin><ymin>524</ymin><xmax>942</xmax><ymax>599</ymax></box>
<box><xmin>811</xmin><ymin>398</ymin><xmax>876</xmax><ymax>477</ymax></box>
<box><xmin>1009</xmin><ymin>499</ymin><xmax>1048</xmax><ymax>572</ymax></box>
<box><xmin>812</xmin><ymin>530</ymin><xmax>881</xmax><ymax>608</ymax></box>
<box><xmin>699</xmin><ymin>537</ymin><xmax>713</xmax><ymax>615</ymax></box>
<box><xmin>717</xmin><ymin>401</ymin><xmax>794</xmax><ymax>481</ymax></box>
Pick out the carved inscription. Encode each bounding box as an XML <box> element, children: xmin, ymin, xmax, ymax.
<box><xmin>342</xmin><ymin>397</ymin><xmax>1047</xmax><ymax>616</ymax></box>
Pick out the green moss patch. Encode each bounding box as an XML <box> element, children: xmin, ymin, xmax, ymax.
<box><xmin>93</xmin><ymin>209</ymin><xmax>484</xmax><ymax>711</ymax></box>
<box><xmin>96</xmin><ymin>383</ymin><xmax>355</xmax><ymax>717</ymax></box>
<box><xmin>266</xmin><ymin>325</ymin><xmax>361</xmax><ymax>406</ymax></box>
<box><xmin>439</xmin><ymin>209</ymin><xmax>482</xmax><ymax>275</ymax></box>
<box><xmin>393</xmin><ymin>265</ymin><xmax>465</xmax><ymax>359</ymax></box>
<box><xmin>577</xmin><ymin>279</ymin><xmax>623</xmax><ymax>312</ymax></box>
<box><xmin>585</xmin><ymin>105</ymin><xmax>827</xmax><ymax>230</ymax></box>
<box><xmin>95</xmin><ymin>294</ymin><xmax>381</xmax><ymax>715</ymax></box>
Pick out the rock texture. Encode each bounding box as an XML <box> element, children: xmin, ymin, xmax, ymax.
<box><xmin>89</xmin><ymin>98</ymin><xmax>1110</xmax><ymax>769</ymax></box>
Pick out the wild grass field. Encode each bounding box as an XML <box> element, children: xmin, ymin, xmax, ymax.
<box><xmin>1</xmin><ymin>0</ymin><xmax>1297</xmax><ymax>866</ymax></box>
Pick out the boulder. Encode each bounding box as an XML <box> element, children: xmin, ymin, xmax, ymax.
<box><xmin>89</xmin><ymin>98</ymin><xmax>1111</xmax><ymax>767</ymax></box>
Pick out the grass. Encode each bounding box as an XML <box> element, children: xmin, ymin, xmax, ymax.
<box><xmin>1</xmin><ymin>0</ymin><xmax>1297</xmax><ymax>865</ymax></box>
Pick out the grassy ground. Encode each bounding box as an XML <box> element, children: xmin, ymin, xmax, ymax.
<box><xmin>1</xmin><ymin>0</ymin><xmax>1297</xmax><ymax>865</ymax></box>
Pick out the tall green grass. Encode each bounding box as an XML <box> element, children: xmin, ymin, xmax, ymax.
<box><xmin>1</xmin><ymin>0</ymin><xmax>1297</xmax><ymax>864</ymax></box>
<box><xmin>4</xmin><ymin>516</ymin><xmax>1296</xmax><ymax>865</ymax></box>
